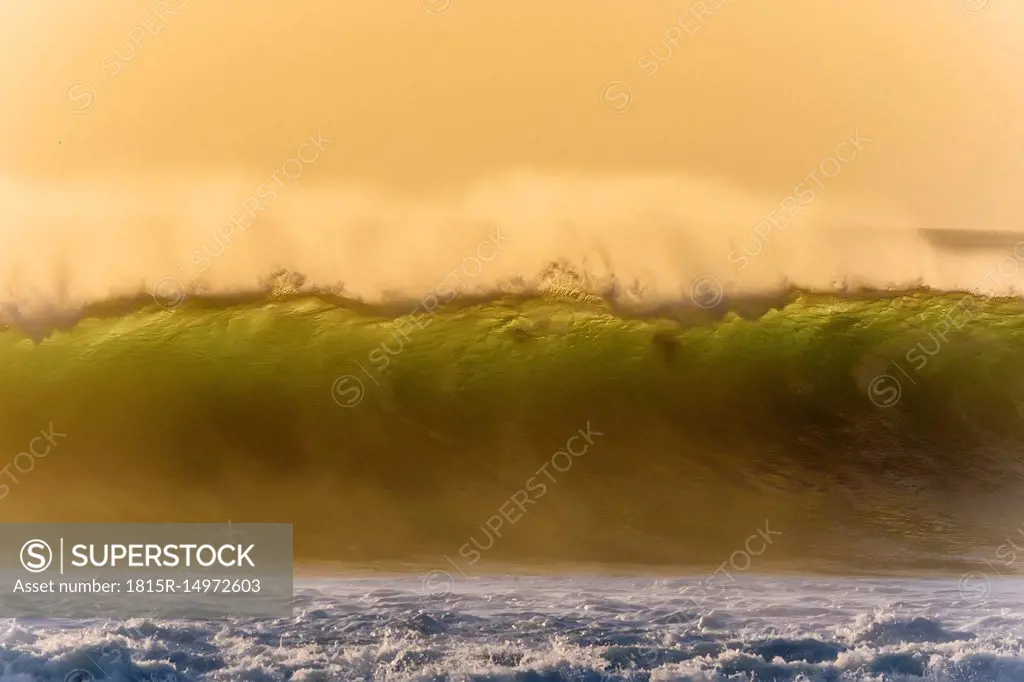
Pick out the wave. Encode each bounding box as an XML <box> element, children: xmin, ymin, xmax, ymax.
<box><xmin>5</xmin><ymin>171</ymin><xmax>1024</xmax><ymax>316</ymax></box>
<box><xmin>2</xmin><ymin>284</ymin><xmax>1023</xmax><ymax>571</ymax></box>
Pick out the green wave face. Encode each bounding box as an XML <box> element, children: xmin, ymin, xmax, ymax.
<box><xmin>2</xmin><ymin>290</ymin><xmax>1022</xmax><ymax>573</ymax></box>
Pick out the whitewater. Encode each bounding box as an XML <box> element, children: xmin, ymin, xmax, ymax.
<box><xmin>1</xmin><ymin>574</ymin><xmax>1021</xmax><ymax>681</ymax></box>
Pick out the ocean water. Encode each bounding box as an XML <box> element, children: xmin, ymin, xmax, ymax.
<box><xmin>3</xmin><ymin>289</ymin><xmax>1024</xmax><ymax>569</ymax></box>
<box><xmin>3</xmin><ymin>574</ymin><xmax>1024</xmax><ymax>681</ymax></box>
<box><xmin>5</xmin><ymin>287</ymin><xmax>1024</xmax><ymax>679</ymax></box>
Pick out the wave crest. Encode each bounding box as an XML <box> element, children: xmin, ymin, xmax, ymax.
<box><xmin>0</xmin><ymin>288</ymin><xmax>1022</xmax><ymax>568</ymax></box>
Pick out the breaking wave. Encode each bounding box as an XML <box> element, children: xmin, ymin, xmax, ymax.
<box><xmin>1</xmin><ymin>281</ymin><xmax>1023</xmax><ymax>571</ymax></box>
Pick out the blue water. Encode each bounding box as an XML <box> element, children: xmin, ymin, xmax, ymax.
<box><xmin>2</xmin><ymin>573</ymin><xmax>1024</xmax><ymax>681</ymax></box>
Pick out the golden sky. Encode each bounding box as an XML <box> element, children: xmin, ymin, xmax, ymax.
<box><xmin>0</xmin><ymin>1</ymin><xmax>1022</xmax><ymax>303</ymax></box>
